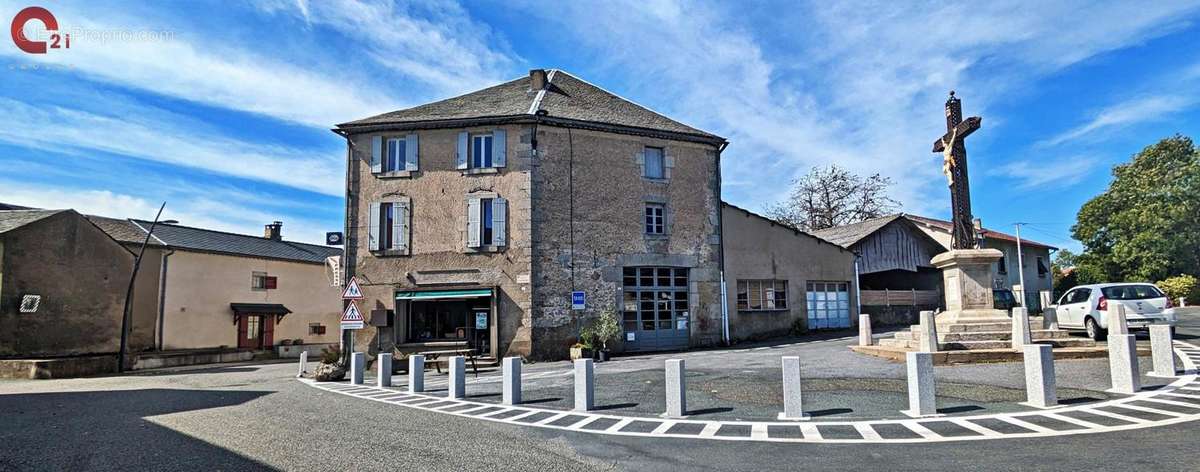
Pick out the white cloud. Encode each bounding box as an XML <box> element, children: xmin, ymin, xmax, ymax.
<box><xmin>990</xmin><ymin>155</ymin><xmax>1102</xmax><ymax>189</ymax></box>
<box><xmin>0</xmin><ymin>181</ymin><xmax>335</xmax><ymax>245</ymax></box>
<box><xmin>1040</xmin><ymin>95</ymin><xmax>1196</xmax><ymax>146</ymax></box>
<box><xmin>0</xmin><ymin>98</ymin><xmax>344</xmax><ymax>196</ymax></box>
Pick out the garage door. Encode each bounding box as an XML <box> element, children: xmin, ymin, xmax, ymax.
<box><xmin>806</xmin><ymin>281</ymin><xmax>851</xmax><ymax>329</ymax></box>
<box><xmin>621</xmin><ymin>267</ymin><xmax>690</xmax><ymax>352</ymax></box>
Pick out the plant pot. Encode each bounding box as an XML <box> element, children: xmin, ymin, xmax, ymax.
<box><xmin>569</xmin><ymin>347</ymin><xmax>594</xmax><ymax>360</ymax></box>
<box><xmin>597</xmin><ymin>349</ymin><xmax>611</xmax><ymax>362</ymax></box>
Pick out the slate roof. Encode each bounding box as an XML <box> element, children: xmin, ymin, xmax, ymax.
<box><xmin>338</xmin><ymin>69</ymin><xmax>724</xmax><ymax>143</ymax></box>
<box><xmin>811</xmin><ymin>214</ymin><xmax>1055</xmax><ymax>250</ymax></box>
<box><xmin>86</xmin><ymin>216</ymin><xmax>342</xmax><ymax>264</ymax></box>
<box><xmin>0</xmin><ymin>209</ymin><xmax>64</xmax><ymax>234</ymax></box>
<box><xmin>0</xmin><ymin>202</ymin><xmax>35</xmax><ymax>210</ymax></box>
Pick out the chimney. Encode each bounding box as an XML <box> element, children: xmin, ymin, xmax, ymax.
<box><xmin>264</xmin><ymin>221</ymin><xmax>283</xmax><ymax>241</ymax></box>
<box><xmin>529</xmin><ymin>69</ymin><xmax>547</xmax><ymax>91</ymax></box>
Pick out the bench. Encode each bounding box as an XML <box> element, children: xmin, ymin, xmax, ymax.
<box><xmin>417</xmin><ymin>348</ymin><xmax>479</xmax><ymax>377</ymax></box>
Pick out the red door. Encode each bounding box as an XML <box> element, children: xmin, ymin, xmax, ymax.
<box><xmin>237</xmin><ymin>315</ymin><xmax>265</xmax><ymax>349</ymax></box>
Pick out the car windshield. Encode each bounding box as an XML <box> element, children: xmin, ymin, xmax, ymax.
<box><xmin>1100</xmin><ymin>285</ymin><xmax>1164</xmax><ymax>300</ymax></box>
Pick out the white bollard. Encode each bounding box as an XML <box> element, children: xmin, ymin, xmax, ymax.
<box><xmin>574</xmin><ymin>358</ymin><xmax>594</xmax><ymax>412</ymax></box>
<box><xmin>664</xmin><ymin>359</ymin><xmax>687</xmax><ymax>418</ymax></box>
<box><xmin>779</xmin><ymin>356</ymin><xmax>809</xmax><ymax>420</ymax></box>
<box><xmin>350</xmin><ymin>352</ymin><xmax>365</xmax><ymax>385</ymax></box>
<box><xmin>919</xmin><ymin>310</ymin><xmax>939</xmax><ymax>353</ymax></box>
<box><xmin>297</xmin><ymin>351</ymin><xmax>308</xmax><ymax>377</ymax></box>
<box><xmin>1108</xmin><ymin>304</ymin><xmax>1129</xmax><ymax>335</ymax></box>
<box><xmin>902</xmin><ymin>352</ymin><xmax>938</xmax><ymax>417</ymax></box>
<box><xmin>408</xmin><ymin>355</ymin><xmax>425</xmax><ymax>393</ymax></box>
<box><xmin>1107</xmin><ymin>333</ymin><xmax>1140</xmax><ymax>394</ymax></box>
<box><xmin>1180</xmin><ymin>297</ymin><xmax>1187</xmax><ymax>308</ymax></box>
<box><xmin>376</xmin><ymin>353</ymin><xmax>392</xmax><ymax>387</ymax></box>
<box><xmin>448</xmin><ymin>356</ymin><xmax>466</xmax><ymax>399</ymax></box>
<box><xmin>1021</xmin><ymin>344</ymin><xmax>1057</xmax><ymax>408</ymax></box>
<box><xmin>1011</xmin><ymin>307</ymin><xmax>1032</xmax><ymax>349</ymax></box>
<box><xmin>502</xmin><ymin>356</ymin><xmax>522</xmax><ymax>405</ymax></box>
<box><xmin>1039</xmin><ymin>290</ymin><xmax>1055</xmax><ymax>328</ymax></box>
<box><xmin>859</xmin><ymin>314</ymin><xmax>873</xmax><ymax>347</ymax></box>
<box><xmin>1149</xmin><ymin>325</ymin><xmax>1177</xmax><ymax>377</ymax></box>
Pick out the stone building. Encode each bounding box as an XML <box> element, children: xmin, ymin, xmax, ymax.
<box><xmin>335</xmin><ymin>69</ymin><xmax>727</xmax><ymax>360</ymax></box>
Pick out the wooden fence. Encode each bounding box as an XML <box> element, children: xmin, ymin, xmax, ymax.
<box><xmin>860</xmin><ymin>289</ymin><xmax>941</xmax><ymax>307</ymax></box>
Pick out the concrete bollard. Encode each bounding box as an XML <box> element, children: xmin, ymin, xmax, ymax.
<box><xmin>1011</xmin><ymin>307</ymin><xmax>1032</xmax><ymax>349</ymax></box>
<box><xmin>665</xmin><ymin>359</ymin><xmax>687</xmax><ymax>418</ymax></box>
<box><xmin>1021</xmin><ymin>344</ymin><xmax>1057</xmax><ymax>408</ymax></box>
<box><xmin>779</xmin><ymin>356</ymin><xmax>809</xmax><ymax>420</ymax></box>
<box><xmin>376</xmin><ymin>353</ymin><xmax>392</xmax><ymax>387</ymax></box>
<box><xmin>859</xmin><ymin>314</ymin><xmax>873</xmax><ymax>346</ymax></box>
<box><xmin>297</xmin><ymin>351</ymin><xmax>308</xmax><ymax>377</ymax></box>
<box><xmin>1149</xmin><ymin>325</ymin><xmax>1177</xmax><ymax>377</ymax></box>
<box><xmin>1108</xmin><ymin>304</ymin><xmax>1129</xmax><ymax>335</ymax></box>
<box><xmin>408</xmin><ymin>355</ymin><xmax>425</xmax><ymax>393</ymax></box>
<box><xmin>448</xmin><ymin>356</ymin><xmax>466</xmax><ymax>399</ymax></box>
<box><xmin>1180</xmin><ymin>297</ymin><xmax>1187</xmax><ymax>308</ymax></box>
<box><xmin>1107</xmin><ymin>333</ymin><xmax>1141</xmax><ymax>394</ymax></box>
<box><xmin>902</xmin><ymin>351</ymin><xmax>938</xmax><ymax>417</ymax></box>
<box><xmin>502</xmin><ymin>357</ymin><xmax>522</xmax><ymax>405</ymax></box>
<box><xmin>350</xmin><ymin>352</ymin><xmax>365</xmax><ymax>385</ymax></box>
<box><xmin>1043</xmin><ymin>306</ymin><xmax>1059</xmax><ymax>330</ymax></box>
<box><xmin>919</xmin><ymin>310</ymin><xmax>939</xmax><ymax>353</ymax></box>
<box><xmin>574</xmin><ymin>358</ymin><xmax>594</xmax><ymax>412</ymax></box>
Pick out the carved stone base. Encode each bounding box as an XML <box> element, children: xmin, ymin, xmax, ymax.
<box><xmin>930</xmin><ymin>249</ymin><xmax>1009</xmax><ymax>324</ymax></box>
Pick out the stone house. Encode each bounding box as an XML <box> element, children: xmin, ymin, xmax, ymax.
<box><xmin>721</xmin><ymin>203</ymin><xmax>859</xmax><ymax>341</ymax></box>
<box><xmin>335</xmin><ymin>69</ymin><xmax>727</xmax><ymax>360</ymax></box>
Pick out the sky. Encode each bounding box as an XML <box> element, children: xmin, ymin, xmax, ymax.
<box><xmin>3</xmin><ymin>1</ymin><xmax>1200</xmax><ymax>249</ymax></box>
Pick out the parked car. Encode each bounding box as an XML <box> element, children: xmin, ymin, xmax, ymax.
<box><xmin>993</xmin><ymin>289</ymin><xmax>1018</xmax><ymax>311</ymax></box>
<box><xmin>1050</xmin><ymin>283</ymin><xmax>1176</xmax><ymax>340</ymax></box>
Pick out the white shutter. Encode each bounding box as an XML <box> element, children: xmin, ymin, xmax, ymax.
<box><xmin>466</xmin><ymin>197</ymin><xmax>481</xmax><ymax>248</ymax></box>
<box><xmin>492</xmin><ymin>129</ymin><xmax>506</xmax><ymax>168</ymax></box>
<box><xmin>456</xmin><ymin>132</ymin><xmax>469</xmax><ymax>169</ymax></box>
<box><xmin>370</xmin><ymin>136</ymin><xmax>383</xmax><ymax>173</ymax></box>
<box><xmin>393</xmin><ymin>202</ymin><xmax>408</xmax><ymax>250</ymax></box>
<box><xmin>664</xmin><ymin>154</ymin><xmax>675</xmax><ymax>180</ymax></box>
<box><xmin>492</xmin><ymin>197</ymin><xmax>507</xmax><ymax>246</ymax></box>
<box><xmin>636</xmin><ymin>150</ymin><xmax>645</xmax><ymax>175</ymax></box>
<box><xmin>405</xmin><ymin>134</ymin><xmax>419</xmax><ymax>171</ymax></box>
<box><xmin>367</xmin><ymin>202</ymin><xmax>381</xmax><ymax>251</ymax></box>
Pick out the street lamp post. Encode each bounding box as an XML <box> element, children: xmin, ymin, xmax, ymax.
<box><xmin>117</xmin><ymin>202</ymin><xmax>177</xmax><ymax>373</ymax></box>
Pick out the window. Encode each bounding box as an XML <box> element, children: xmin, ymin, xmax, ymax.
<box><xmin>997</xmin><ymin>254</ymin><xmax>1008</xmax><ymax>274</ymax></box>
<box><xmin>645</xmin><ymin>204</ymin><xmax>665</xmax><ymax>234</ymax></box>
<box><xmin>643</xmin><ymin>146</ymin><xmax>665</xmax><ymax>179</ymax></box>
<box><xmin>467</xmin><ymin>196</ymin><xmax>507</xmax><ymax>248</ymax></box>
<box><xmin>251</xmin><ymin>272</ymin><xmax>268</xmax><ymax>291</ymax></box>
<box><xmin>1101</xmin><ymin>284</ymin><xmax>1165</xmax><ymax>300</ymax></box>
<box><xmin>308</xmin><ymin>323</ymin><xmax>326</xmax><ymax>335</ymax></box>
<box><xmin>472</xmin><ymin>134</ymin><xmax>494</xmax><ymax>168</ymax></box>
<box><xmin>621</xmin><ymin>267</ymin><xmax>690</xmax><ymax>338</ymax></box>
<box><xmin>736</xmin><ymin>280</ymin><xmax>788</xmax><ymax>311</ymax></box>
<box><xmin>246</xmin><ymin>316</ymin><xmax>260</xmax><ymax>339</ymax></box>
<box><xmin>386</xmin><ymin>138</ymin><xmax>406</xmax><ymax>172</ymax></box>
<box><xmin>1036</xmin><ymin>257</ymin><xmax>1048</xmax><ymax>278</ymax></box>
<box><xmin>806</xmin><ymin>281</ymin><xmax>851</xmax><ymax>329</ymax></box>
<box><xmin>368</xmin><ymin>200</ymin><xmax>409</xmax><ymax>252</ymax></box>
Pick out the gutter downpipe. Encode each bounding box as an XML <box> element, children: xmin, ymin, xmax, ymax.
<box><xmin>853</xmin><ymin>251</ymin><xmax>862</xmax><ymax>318</ymax></box>
<box><xmin>155</xmin><ymin>249</ymin><xmax>174</xmax><ymax>350</ymax></box>
<box><xmin>716</xmin><ymin>140</ymin><xmax>729</xmax><ymax>346</ymax></box>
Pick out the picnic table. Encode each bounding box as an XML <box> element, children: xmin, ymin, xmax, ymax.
<box><xmin>417</xmin><ymin>348</ymin><xmax>479</xmax><ymax>377</ymax></box>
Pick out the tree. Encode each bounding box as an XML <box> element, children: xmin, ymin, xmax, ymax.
<box><xmin>764</xmin><ymin>164</ymin><xmax>900</xmax><ymax>231</ymax></box>
<box><xmin>1051</xmin><ymin>249</ymin><xmax>1079</xmax><ymax>295</ymax></box>
<box><xmin>1071</xmin><ymin>135</ymin><xmax>1200</xmax><ymax>283</ymax></box>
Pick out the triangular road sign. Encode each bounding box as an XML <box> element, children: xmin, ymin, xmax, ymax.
<box><xmin>341</xmin><ymin>276</ymin><xmax>364</xmax><ymax>299</ymax></box>
<box><xmin>340</xmin><ymin>301</ymin><xmax>365</xmax><ymax>330</ymax></box>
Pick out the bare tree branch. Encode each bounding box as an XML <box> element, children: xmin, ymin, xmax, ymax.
<box><xmin>764</xmin><ymin>164</ymin><xmax>900</xmax><ymax>231</ymax></box>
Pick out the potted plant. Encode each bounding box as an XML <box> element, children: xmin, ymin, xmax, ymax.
<box><xmin>592</xmin><ymin>309</ymin><xmax>621</xmax><ymax>362</ymax></box>
<box><xmin>570</xmin><ymin>325</ymin><xmax>595</xmax><ymax>360</ymax></box>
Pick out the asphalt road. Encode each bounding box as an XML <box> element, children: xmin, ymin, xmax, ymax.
<box><xmin>2</xmin><ymin>316</ymin><xmax>1198</xmax><ymax>472</ymax></box>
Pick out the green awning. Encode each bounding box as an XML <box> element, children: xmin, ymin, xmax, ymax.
<box><xmin>396</xmin><ymin>289</ymin><xmax>492</xmax><ymax>300</ymax></box>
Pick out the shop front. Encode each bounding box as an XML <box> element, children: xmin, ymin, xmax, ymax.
<box><xmin>393</xmin><ymin>288</ymin><xmax>497</xmax><ymax>359</ymax></box>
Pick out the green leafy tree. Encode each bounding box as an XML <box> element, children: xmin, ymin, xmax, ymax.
<box><xmin>1051</xmin><ymin>249</ymin><xmax>1079</xmax><ymax>295</ymax></box>
<box><xmin>1071</xmin><ymin>135</ymin><xmax>1200</xmax><ymax>283</ymax></box>
<box><xmin>1157</xmin><ymin>274</ymin><xmax>1199</xmax><ymax>305</ymax></box>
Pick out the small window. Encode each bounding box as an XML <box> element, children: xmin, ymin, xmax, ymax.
<box><xmin>1036</xmin><ymin>257</ymin><xmax>1048</xmax><ymax>278</ymax></box>
<box><xmin>645</xmin><ymin>204</ymin><xmax>665</xmax><ymax>234</ymax></box>
<box><xmin>643</xmin><ymin>146</ymin><xmax>664</xmax><ymax>179</ymax></box>
<box><xmin>997</xmin><ymin>255</ymin><xmax>1008</xmax><ymax>274</ymax></box>
<box><xmin>308</xmin><ymin>323</ymin><xmax>326</xmax><ymax>335</ymax></box>
<box><xmin>472</xmin><ymin>134</ymin><xmax>494</xmax><ymax>168</ymax></box>
<box><xmin>251</xmin><ymin>272</ymin><xmax>268</xmax><ymax>291</ymax></box>
<box><xmin>737</xmin><ymin>280</ymin><xmax>788</xmax><ymax>311</ymax></box>
<box><xmin>386</xmin><ymin>138</ymin><xmax>406</xmax><ymax>172</ymax></box>
<box><xmin>481</xmin><ymin>197</ymin><xmax>494</xmax><ymax>245</ymax></box>
<box><xmin>381</xmin><ymin>202</ymin><xmax>395</xmax><ymax>250</ymax></box>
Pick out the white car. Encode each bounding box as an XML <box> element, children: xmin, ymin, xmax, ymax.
<box><xmin>1051</xmin><ymin>283</ymin><xmax>1177</xmax><ymax>340</ymax></box>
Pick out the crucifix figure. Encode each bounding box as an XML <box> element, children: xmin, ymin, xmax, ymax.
<box><xmin>931</xmin><ymin>91</ymin><xmax>982</xmax><ymax>250</ymax></box>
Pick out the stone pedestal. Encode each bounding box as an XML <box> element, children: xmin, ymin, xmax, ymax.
<box><xmin>931</xmin><ymin>249</ymin><xmax>1009</xmax><ymax>324</ymax></box>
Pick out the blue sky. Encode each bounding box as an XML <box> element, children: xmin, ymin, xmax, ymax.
<box><xmin>3</xmin><ymin>1</ymin><xmax>1200</xmax><ymax>248</ymax></box>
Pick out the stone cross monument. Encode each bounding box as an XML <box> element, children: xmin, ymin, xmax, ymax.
<box><xmin>928</xmin><ymin>92</ymin><xmax>1007</xmax><ymax>324</ymax></box>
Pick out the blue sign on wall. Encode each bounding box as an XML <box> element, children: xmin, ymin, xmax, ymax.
<box><xmin>571</xmin><ymin>291</ymin><xmax>586</xmax><ymax>310</ymax></box>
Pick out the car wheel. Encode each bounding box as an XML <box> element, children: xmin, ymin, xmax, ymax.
<box><xmin>1085</xmin><ymin>317</ymin><xmax>1106</xmax><ymax>341</ymax></box>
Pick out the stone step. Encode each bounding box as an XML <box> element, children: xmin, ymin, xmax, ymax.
<box><xmin>909</xmin><ymin>322</ymin><xmax>1014</xmax><ymax>333</ymax></box>
<box><xmin>879</xmin><ymin>337</ymin><xmax>1097</xmax><ymax>350</ymax></box>
<box><xmin>895</xmin><ymin>329</ymin><xmax>1073</xmax><ymax>342</ymax></box>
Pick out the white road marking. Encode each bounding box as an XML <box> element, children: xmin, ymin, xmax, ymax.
<box><xmin>1139</xmin><ymin>398</ymin><xmax>1200</xmax><ymax>410</ymax></box>
<box><xmin>1163</xmin><ymin>392</ymin><xmax>1200</xmax><ymax>400</ymax></box>
<box><xmin>799</xmin><ymin>424</ymin><xmax>823</xmax><ymax>440</ymax></box>
<box><xmin>698</xmin><ymin>423</ymin><xmax>722</xmax><ymax>437</ymax></box>
<box><xmin>899</xmin><ymin>421</ymin><xmax>939</xmax><ymax>439</ymax></box>
<box><xmin>535</xmin><ymin>412</ymin><xmax>570</xmax><ymax>425</ymax></box>
<box><xmin>996</xmin><ymin>416</ymin><xmax>1054</xmax><ymax>433</ymax></box>
<box><xmin>1042</xmin><ymin>412</ymin><xmax>1106</xmax><ymax>429</ymax></box>
<box><xmin>1111</xmin><ymin>403</ymin><xmax>1189</xmax><ymax>418</ymax></box>
<box><xmin>751</xmin><ymin>424</ymin><xmax>769</xmax><ymax>440</ymax></box>
<box><xmin>949</xmin><ymin>419</ymin><xmax>1002</xmax><ymax>437</ymax></box>
<box><xmin>608</xmin><ymin>418</ymin><xmax>635</xmax><ymax>432</ymax></box>
<box><xmin>567</xmin><ymin>416</ymin><xmax>601</xmax><ymax>430</ymax></box>
<box><xmin>854</xmin><ymin>423</ymin><xmax>882</xmax><ymax>441</ymax></box>
<box><xmin>650</xmin><ymin>420</ymin><xmax>676</xmax><ymax>435</ymax></box>
<box><xmin>1080</xmin><ymin>408</ymin><xmax>1148</xmax><ymax>424</ymax></box>
<box><xmin>507</xmin><ymin>410</ymin><xmax>542</xmax><ymax>422</ymax></box>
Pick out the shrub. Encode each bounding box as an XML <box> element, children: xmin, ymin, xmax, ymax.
<box><xmin>591</xmin><ymin>309</ymin><xmax>621</xmax><ymax>350</ymax></box>
<box><xmin>1157</xmin><ymin>274</ymin><xmax>1199</xmax><ymax>305</ymax></box>
<box><xmin>577</xmin><ymin>324</ymin><xmax>596</xmax><ymax>350</ymax></box>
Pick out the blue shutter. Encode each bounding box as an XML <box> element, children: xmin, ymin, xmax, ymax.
<box><xmin>370</xmin><ymin>136</ymin><xmax>383</xmax><ymax>173</ymax></box>
<box><xmin>492</xmin><ymin>129</ymin><xmax>506</xmax><ymax>168</ymax></box>
<box><xmin>405</xmin><ymin>134</ymin><xmax>419</xmax><ymax>171</ymax></box>
<box><xmin>456</xmin><ymin>132</ymin><xmax>469</xmax><ymax>169</ymax></box>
